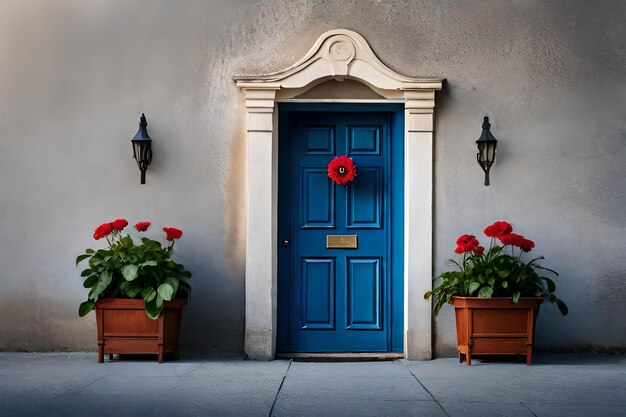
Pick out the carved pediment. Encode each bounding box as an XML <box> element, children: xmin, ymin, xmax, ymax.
<box><xmin>234</xmin><ymin>29</ymin><xmax>443</xmax><ymax>92</ymax></box>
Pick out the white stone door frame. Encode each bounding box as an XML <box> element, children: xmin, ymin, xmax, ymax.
<box><xmin>234</xmin><ymin>29</ymin><xmax>443</xmax><ymax>360</ymax></box>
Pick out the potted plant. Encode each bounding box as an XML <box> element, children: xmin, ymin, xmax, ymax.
<box><xmin>76</xmin><ymin>219</ymin><xmax>192</xmax><ymax>363</ymax></box>
<box><xmin>425</xmin><ymin>221</ymin><xmax>567</xmax><ymax>365</ymax></box>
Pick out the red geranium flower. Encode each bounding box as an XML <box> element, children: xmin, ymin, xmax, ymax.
<box><xmin>519</xmin><ymin>238</ymin><xmax>535</xmax><ymax>252</ymax></box>
<box><xmin>163</xmin><ymin>227</ymin><xmax>183</xmax><ymax>241</ymax></box>
<box><xmin>93</xmin><ymin>223</ymin><xmax>113</xmax><ymax>240</ymax></box>
<box><xmin>484</xmin><ymin>221</ymin><xmax>513</xmax><ymax>238</ymax></box>
<box><xmin>328</xmin><ymin>155</ymin><xmax>357</xmax><ymax>185</ymax></box>
<box><xmin>111</xmin><ymin>218</ymin><xmax>128</xmax><ymax>232</ymax></box>
<box><xmin>499</xmin><ymin>233</ymin><xmax>521</xmax><ymax>246</ymax></box>
<box><xmin>135</xmin><ymin>221</ymin><xmax>151</xmax><ymax>232</ymax></box>
<box><xmin>456</xmin><ymin>234</ymin><xmax>475</xmax><ymax>245</ymax></box>
<box><xmin>454</xmin><ymin>234</ymin><xmax>480</xmax><ymax>253</ymax></box>
<box><xmin>473</xmin><ymin>246</ymin><xmax>485</xmax><ymax>255</ymax></box>
<box><xmin>499</xmin><ymin>233</ymin><xmax>534</xmax><ymax>252</ymax></box>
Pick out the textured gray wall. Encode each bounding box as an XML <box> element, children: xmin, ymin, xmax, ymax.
<box><xmin>1</xmin><ymin>0</ymin><xmax>625</xmax><ymax>355</ymax></box>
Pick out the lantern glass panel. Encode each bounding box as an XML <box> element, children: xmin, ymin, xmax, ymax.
<box><xmin>478</xmin><ymin>143</ymin><xmax>488</xmax><ymax>163</ymax></box>
<box><xmin>132</xmin><ymin>141</ymin><xmax>152</xmax><ymax>169</ymax></box>
<box><xmin>140</xmin><ymin>144</ymin><xmax>150</xmax><ymax>163</ymax></box>
<box><xmin>486</xmin><ymin>142</ymin><xmax>496</xmax><ymax>163</ymax></box>
<box><xmin>132</xmin><ymin>141</ymin><xmax>141</xmax><ymax>161</ymax></box>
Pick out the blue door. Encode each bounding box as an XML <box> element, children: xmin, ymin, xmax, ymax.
<box><xmin>277</xmin><ymin>104</ymin><xmax>404</xmax><ymax>353</ymax></box>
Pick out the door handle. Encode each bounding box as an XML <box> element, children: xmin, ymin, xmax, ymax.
<box><xmin>282</xmin><ymin>240</ymin><xmax>290</xmax><ymax>247</ymax></box>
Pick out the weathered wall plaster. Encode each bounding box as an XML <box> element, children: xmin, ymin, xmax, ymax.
<box><xmin>1</xmin><ymin>0</ymin><xmax>625</xmax><ymax>354</ymax></box>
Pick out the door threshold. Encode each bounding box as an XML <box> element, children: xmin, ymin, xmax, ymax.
<box><xmin>276</xmin><ymin>352</ymin><xmax>405</xmax><ymax>362</ymax></box>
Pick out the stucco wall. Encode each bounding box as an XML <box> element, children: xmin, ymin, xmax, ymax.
<box><xmin>1</xmin><ymin>0</ymin><xmax>624</xmax><ymax>355</ymax></box>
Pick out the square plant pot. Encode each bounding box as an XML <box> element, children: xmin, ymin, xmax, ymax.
<box><xmin>95</xmin><ymin>298</ymin><xmax>187</xmax><ymax>363</ymax></box>
<box><xmin>451</xmin><ymin>296</ymin><xmax>543</xmax><ymax>365</ymax></box>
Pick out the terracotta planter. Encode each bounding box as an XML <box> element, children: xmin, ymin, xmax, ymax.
<box><xmin>451</xmin><ymin>296</ymin><xmax>543</xmax><ymax>366</ymax></box>
<box><xmin>95</xmin><ymin>298</ymin><xmax>187</xmax><ymax>363</ymax></box>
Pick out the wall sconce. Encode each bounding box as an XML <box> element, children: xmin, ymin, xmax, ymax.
<box><xmin>131</xmin><ymin>113</ymin><xmax>153</xmax><ymax>185</ymax></box>
<box><xmin>476</xmin><ymin>116</ymin><xmax>498</xmax><ymax>186</ymax></box>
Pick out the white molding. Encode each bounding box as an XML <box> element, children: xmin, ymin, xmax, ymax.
<box><xmin>234</xmin><ymin>29</ymin><xmax>443</xmax><ymax>360</ymax></box>
<box><xmin>275</xmin><ymin>99</ymin><xmax>406</xmax><ymax>103</ymax></box>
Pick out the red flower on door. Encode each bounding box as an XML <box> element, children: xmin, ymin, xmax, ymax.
<box><xmin>328</xmin><ymin>155</ymin><xmax>357</xmax><ymax>185</ymax></box>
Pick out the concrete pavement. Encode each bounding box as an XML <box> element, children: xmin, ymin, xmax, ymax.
<box><xmin>0</xmin><ymin>353</ymin><xmax>624</xmax><ymax>416</ymax></box>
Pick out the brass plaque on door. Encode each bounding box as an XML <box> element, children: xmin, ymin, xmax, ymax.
<box><xmin>326</xmin><ymin>235</ymin><xmax>358</xmax><ymax>249</ymax></box>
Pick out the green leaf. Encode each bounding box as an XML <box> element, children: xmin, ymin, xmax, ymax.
<box><xmin>557</xmin><ymin>300</ymin><xmax>569</xmax><ymax>316</ymax></box>
<box><xmin>468</xmin><ymin>282</ymin><xmax>481</xmax><ymax>296</ymax></box>
<box><xmin>76</xmin><ymin>254</ymin><xmax>91</xmax><ymax>266</ymax></box>
<box><xmin>478</xmin><ymin>287</ymin><xmax>493</xmax><ymax>298</ymax></box>
<box><xmin>527</xmin><ymin>256</ymin><xmax>545</xmax><ymax>265</ymax></box>
<box><xmin>82</xmin><ymin>275</ymin><xmax>98</xmax><ymax>288</ymax></box>
<box><xmin>139</xmin><ymin>260</ymin><xmax>157</xmax><ymax>268</ymax></box>
<box><xmin>424</xmin><ymin>291</ymin><xmax>432</xmax><ymax>300</ymax></box>
<box><xmin>85</xmin><ymin>248</ymin><xmax>94</xmax><ymax>254</ymax></box>
<box><xmin>501</xmin><ymin>281</ymin><xmax>508</xmax><ymax>288</ymax></box>
<box><xmin>80</xmin><ymin>269</ymin><xmax>93</xmax><ymax>277</ymax></box>
<box><xmin>89</xmin><ymin>270</ymin><xmax>112</xmax><ymax>301</ymax></box>
<box><xmin>125</xmin><ymin>282</ymin><xmax>143</xmax><ymax>298</ymax></box>
<box><xmin>89</xmin><ymin>258</ymin><xmax>102</xmax><ymax>268</ymax></box>
<box><xmin>140</xmin><ymin>287</ymin><xmax>152</xmax><ymax>299</ymax></box>
<box><xmin>155</xmin><ymin>294</ymin><xmax>164</xmax><ymax>308</ymax></box>
<box><xmin>119</xmin><ymin>236</ymin><xmax>134</xmax><ymax>247</ymax></box>
<box><xmin>165</xmin><ymin>277</ymin><xmax>179</xmax><ymax>298</ymax></box>
<box><xmin>487</xmin><ymin>278</ymin><xmax>495</xmax><ymax>286</ymax></box>
<box><xmin>491</xmin><ymin>246</ymin><xmax>503</xmax><ymax>255</ymax></box>
<box><xmin>533</xmin><ymin>264</ymin><xmax>559</xmax><ymax>276</ymax></box>
<box><xmin>157</xmin><ymin>283</ymin><xmax>174</xmax><ymax>301</ymax></box>
<box><xmin>542</xmin><ymin>276</ymin><xmax>556</xmax><ymax>293</ymax></box>
<box><xmin>121</xmin><ymin>264</ymin><xmax>139</xmax><ymax>281</ymax></box>
<box><xmin>142</xmin><ymin>288</ymin><xmax>156</xmax><ymax>303</ymax></box>
<box><xmin>145</xmin><ymin>298</ymin><xmax>163</xmax><ymax>320</ymax></box>
<box><xmin>512</xmin><ymin>291</ymin><xmax>521</xmax><ymax>303</ymax></box>
<box><xmin>79</xmin><ymin>301</ymin><xmax>94</xmax><ymax>317</ymax></box>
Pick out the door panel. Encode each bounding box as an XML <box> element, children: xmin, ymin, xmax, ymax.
<box><xmin>278</xmin><ymin>107</ymin><xmax>403</xmax><ymax>353</ymax></box>
<box><xmin>347</xmin><ymin>126</ymin><xmax>381</xmax><ymax>155</ymax></box>
<box><xmin>347</xmin><ymin>168</ymin><xmax>382</xmax><ymax>228</ymax></box>
<box><xmin>303</xmin><ymin>126</ymin><xmax>335</xmax><ymax>155</ymax></box>
<box><xmin>346</xmin><ymin>257</ymin><xmax>382</xmax><ymax>330</ymax></box>
<box><xmin>301</xmin><ymin>258</ymin><xmax>335</xmax><ymax>330</ymax></box>
<box><xmin>302</xmin><ymin>169</ymin><xmax>335</xmax><ymax>228</ymax></box>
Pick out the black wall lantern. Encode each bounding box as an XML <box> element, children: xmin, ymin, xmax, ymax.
<box><xmin>476</xmin><ymin>116</ymin><xmax>498</xmax><ymax>186</ymax></box>
<box><xmin>131</xmin><ymin>113</ymin><xmax>153</xmax><ymax>184</ymax></box>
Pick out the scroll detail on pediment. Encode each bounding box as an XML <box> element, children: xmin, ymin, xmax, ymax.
<box><xmin>233</xmin><ymin>29</ymin><xmax>443</xmax><ymax>92</ymax></box>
